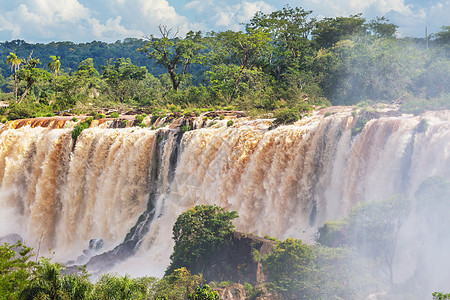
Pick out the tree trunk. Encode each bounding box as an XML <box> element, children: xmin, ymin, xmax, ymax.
<box><xmin>230</xmin><ymin>68</ymin><xmax>245</xmax><ymax>101</ymax></box>
<box><xmin>18</xmin><ymin>82</ymin><xmax>33</xmax><ymax>104</ymax></box>
<box><xmin>169</xmin><ymin>68</ymin><xmax>179</xmax><ymax>91</ymax></box>
<box><xmin>55</xmin><ymin>76</ymin><xmax>58</xmax><ymax>100</ymax></box>
<box><xmin>14</xmin><ymin>72</ymin><xmax>18</xmax><ymax>103</ymax></box>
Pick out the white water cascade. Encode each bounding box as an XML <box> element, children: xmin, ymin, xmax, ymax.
<box><xmin>1</xmin><ymin>109</ymin><xmax>450</xmax><ymax>285</ymax></box>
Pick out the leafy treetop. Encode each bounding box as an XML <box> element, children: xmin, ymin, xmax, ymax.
<box><xmin>167</xmin><ymin>205</ymin><xmax>238</xmax><ymax>275</ymax></box>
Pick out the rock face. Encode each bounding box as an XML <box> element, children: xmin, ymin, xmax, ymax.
<box><xmin>201</xmin><ymin>232</ymin><xmax>277</xmax><ymax>285</ymax></box>
<box><xmin>215</xmin><ymin>284</ymin><xmax>247</xmax><ymax>300</ymax></box>
<box><xmin>0</xmin><ymin>234</ymin><xmax>23</xmax><ymax>245</ymax></box>
<box><xmin>213</xmin><ymin>284</ymin><xmax>280</xmax><ymax>300</ymax></box>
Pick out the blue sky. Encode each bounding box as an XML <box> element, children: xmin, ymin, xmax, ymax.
<box><xmin>0</xmin><ymin>0</ymin><xmax>448</xmax><ymax>43</ymax></box>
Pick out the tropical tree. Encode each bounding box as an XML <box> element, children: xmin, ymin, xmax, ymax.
<box><xmin>138</xmin><ymin>25</ymin><xmax>205</xmax><ymax>91</ymax></box>
<box><xmin>367</xmin><ymin>16</ymin><xmax>398</xmax><ymax>38</ymax></box>
<box><xmin>16</xmin><ymin>56</ymin><xmax>50</xmax><ymax>104</ymax></box>
<box><xmin>92</xmin><ymin>273</ymin><xmax>151</xmax><ymax>299</ymax></box>
<box><xmin>313</xmin><ymin>14</ymin><xmax>367</xmax><ymax>49</ymax></box>
<box><xmin>188</xmin><ymin>284</ymin><xmax>219</xmax><ymax>300</ymax></box>
<box><xmin>433</xmin><ymin>26</ymin><xmax>450</xmax><ymax>46</ymax></box>
<box><xmin>206</xmin><ymin>29</ymin><xmax>271</xmax><ymax>101</ymax></box>
<box><xmin>0</xmin><ymin>241</ymin><xmax>36</xmax><ymax>299</ymax></box>
<box><xmin>166</xmin><ymin>205</ymin><xmax>238</xmax><ymax>275</ymax></box>
<box><xmin>48</xmin><ymin>55</ymin><xmax>61</xmax><ymax>99</ymax></box>
<box><xmin>246</xmin><ymin>6</ymin><xmax>317</xmax><ymax>76</ymax></box>
<box><xmin>318</xmin><ymin>195</ymin><xmax>411</xmax><ymax>286</ymax></box>
<box><xmin>20</xmin><ymin>258</ymin><xmax>66</xmax><ymax>300</ymax></box>
<box><xmin>6</xmin><ymin>52</ymin><xmax>22</xmax><ymax>102</ymax></box>
<box><xmin>154</xmin><ymin>267</ymin><xmax>203</xmax><ymax>300</ymax></box>
<box><xmin>101</xmin><ymin>58</ymin><xmax>148</xmax><ymax>102</ymax></box>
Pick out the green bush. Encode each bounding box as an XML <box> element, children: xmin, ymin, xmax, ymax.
<box><xmin>135</xmin><ymin>114</ymin><xmax>144</xmax><ymax>123</ymax></box>
<box><xmin>180</xmin><ymin>125</ymin><xmax>191</xmax><ymax>133</ymax></box>
<box><xmin>226</xmin><ymin>120</ymin><xmax>234</xmax><ymax>127</ymax></box>
<box><xmin>85</xmin><ymin>117</ymin><xmax>93</xmax><ymax>125</ymax></box>
<box><xmin>167</xmin><ymin>205</ymin><xmax>238</xmax><ymax>275</ymax></box>
<box><xmin>274</xmin><ymin>108</ymin><xmax>300</xmax><ymax>124</ymax></box>
<box><xmin>110</xmin><ymin>112</ymin><xmax>119</xmax><ymax>118</ymax></box>
<box><xmin>72</xmin><ymin>123</ymin><xmax>85</xmax><ymax>139</ymax></box>
<box><xmin>188</xmin><ymin>284</ymin><xmax>219</xmax><ymax>300</ymax></box>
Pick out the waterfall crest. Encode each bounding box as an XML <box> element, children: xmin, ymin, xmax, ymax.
<box><xmin>1</xmin><ymin>109</ymin><xmax>450</xmax><ymax>277</ymax></box>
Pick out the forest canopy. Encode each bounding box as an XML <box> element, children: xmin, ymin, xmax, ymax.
<box><xmin>0</xmin><ymin>7</ymin><xmax>448</xmax><ymax>122</ymax></box>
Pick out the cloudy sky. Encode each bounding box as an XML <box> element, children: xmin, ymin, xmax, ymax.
<box><xmin>0</xmin><ymin>0</ymin><xmax>448</xmax><ymax>43</ymax></box>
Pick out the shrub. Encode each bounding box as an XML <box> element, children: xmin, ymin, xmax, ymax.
<box><xmin>188</xmin><ymin>284</ymin><xmax>219</xmax><ymax>300</ymax></box>
<box><xmin>85</xmin><ymin>117</ymin><xmax>93</xmax><ymax>125</ymax></box>
<box><xmin>180</xmin><ymin>125</ymin><xmax>191</xmax><ymax>133</ymax></box>
<box><xmin>226</xmin><ymin>120</ymin><xmax>234</xmax><ymax>127</ymax></box>
<box><xmin>135</xmin><ymin>114</ymin><xmax>144</xmax><ymax>123</ymax></box>
<box><xmin>72</xmin><ymin>123</ymin><xmax>85</xmax><ymax>139</ymax></box>
<box><xmin>416</xmin><ymin>118</ymin><xmax>429</xmax><ymax>133</ymax></box>
<box><xmin>167</xmin><ymin>205</ymin><xmax>238</xmax><ymax>275</ymax></box>
<box><xmin>110</xmin><ymin>112</ymin><xmax>119</xmax><ymax>118</ymax></box>
<box><xmin>72</xmin><ymin>117</ymin><xmax>78</xmax><ymax>122</ymax></box>
<box><xmin>274</xmin><ymin>108</ymin><xmax>300</xmax><ymax>124</ymax></box>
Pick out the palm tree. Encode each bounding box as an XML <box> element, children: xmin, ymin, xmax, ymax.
<box><xmin>48</xmin><ymin>55</ymin><xmax>61</xmax><ymax>100</ymax></box>
<box><xmin>6</xmin><ymin>52</ymin><xmax>22</xmax><ymax>103</ymax></box>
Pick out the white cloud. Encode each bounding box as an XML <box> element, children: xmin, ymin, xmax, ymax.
<box><xmin>0</xmin><ymin>0</ymin><xmax>191</xmax><ymax>42</ymax></box>
<box><xmin>0</xmin><ymin>0</ymin><xmax>447</xmax><ymax>42</ymax></box>
<box><xmin>184</xmin><ymin>0</ymin><xmax>274</xmax><ymax>31</ymax></box>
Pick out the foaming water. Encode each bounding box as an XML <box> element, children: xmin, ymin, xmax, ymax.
<box><xmin>1</xmin><ymin>110</ymin><xmax>450</xmax><ymax>286</ymax></box>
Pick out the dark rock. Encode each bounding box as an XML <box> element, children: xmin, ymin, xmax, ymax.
<box><xmin>198</xmin><ymin>232</ymin><xmax>277</xmax><ymax>285</ymax></box>
<box><xmin>215</xmin><ymin>284</ymin><xmax>247</xmax><ymax>300</ymax></box>
<box><xmin>89</xmin><ymin>239</ymin><xmax>103</xmax><ymax>251</ymax></box>
<box><xmin>0</xmin><ymin>233</ymin><xmax>23</xmax><ymax>245</ymax></box>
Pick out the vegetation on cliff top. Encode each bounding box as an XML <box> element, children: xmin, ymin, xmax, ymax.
<box><xmin>0</xmin><ymin>7</ymin><xmax>448</xmax><ymax>124</ymax></box>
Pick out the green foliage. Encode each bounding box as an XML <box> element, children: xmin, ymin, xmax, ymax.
<box><xmin>167</xmin><ymin>205</ymin><xmax>238</xmax><ymax>275</ymax></box>
<box><xmin>20</xmin><ymin>258</ymin><xmax>72</xmax><ymax>300</ymax></box>
<box><xmin>250</xmin><ymin>247</ymin><xmax>261</xmax><ymax>263</ymax></box>
<box><xmin>92</xmin><ymin>273</ymin><xmax>152</xmax><ymax>299</ymax></box>
<box><xmin>72</xmin><ymin>118</ymin><xmax>91</xmax><ymax>140</ymax></box>
<box><xmin>433</xmin><ymin>26</ymin><xmax>450</xmax><ymax>45</ymax></box>
<box><xmin>367</xmin><ymin>16</ymin><xmax>398</xmax><ymax>38</ymax></box>
<box><xmin>0</xmin><ymin>241</ymin><xmax>35</xmax><ymax>299</ymax></box>
<box><xmin>264</xmin><ymin>238</ymin><xmax>379</xmax><ymax>299</ymax></box>
<box><xmin>135</xmin><ymin>114</ymin><xmax>144</xmax><ymax>123</ymax></box>
<box><xmin>180</xmin><ymin>125</ymin><xmax>191</xmax><ymax>133</ymax></box>
<box><xmin>154</xmin><ymin>268</ymin><xmax>203</xmax><ymax>300</ymax></box>
<box><xmin>0</xmin><ymin>9</ymin><xmax>448</xmax><ymax>119</ymax></box>
<box><xmin>273</xmin><ymin>107</ymin><xmax>301</xmax><ymax>124</ymax></box>
<box><xmin>317</xmin><ymin>220</ymin><xmax>347</xmax><ymax>247</ymax></box>
<box><xmin>318</xmin><ymin>195</ymin><xmax>411</xmax><ymax>285</ymax></box>
<box><xmin>401</xmin><ymin>94</ymin><xmax>450</xmax><ymax>115</ymax></box>
<box><xmin>313</xmin><ymin>14</ymin><xmax>367</xmax><ymax>49</ymax></box>
<box><xmin>264</xmin><ymin>238</ymin><xmax>315</xmax><ymax>299</ymax></box>
<box><xmin>226</xmin><ymin>120</ymin><xmax>234</xmax><ymax>127</ymax></box>
<box><xmin>188</xmin><ymin>284</ymin><xmax>219</xmax><ymax>300</ymax></box>
<box><xmin>138</xmin><ymin>27</ymin><xmax>205</xmax><ymax>91</ymax></box>
<box><xmin>434</xmin><ymin>292</ymin><xmax>450</xmax><ymax>300</ymax></box>
<box><xmin>110</xmin><ymin>112</ymin><xmax>119</xmax><ymax>118</ymax></box>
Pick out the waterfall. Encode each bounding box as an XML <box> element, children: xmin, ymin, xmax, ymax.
<box><xmin>1</xmin><ymin>109</ymin><xmax>450</xmax><ymax>279</ymax></box>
